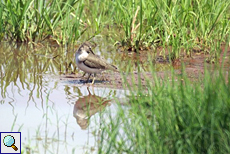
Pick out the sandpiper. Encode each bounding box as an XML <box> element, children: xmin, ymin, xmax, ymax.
<box><xmin>75</xmin><ymin>42</ymin><xmax>118</xmax><ymax>84</ymax></box>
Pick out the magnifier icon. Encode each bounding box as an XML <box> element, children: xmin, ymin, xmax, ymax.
<box><xmin>3</xmin><ymin>135</ymin><xmax>18</xmax><ymax>151</ymax></box>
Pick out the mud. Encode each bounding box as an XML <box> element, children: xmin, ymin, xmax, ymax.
<box><xmin>60</xmin><ymin>45</ymin><xmax>230</xmax><ymax>89</ymax></box>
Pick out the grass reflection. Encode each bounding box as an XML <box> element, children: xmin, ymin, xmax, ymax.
<box><xmin>0</xmin><ymin>42</ymin><xmax>77</xmax><ymax>103</ymax></box>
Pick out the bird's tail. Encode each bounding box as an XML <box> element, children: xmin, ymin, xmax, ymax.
<box><xmin>108</xmin><ymin>64</ymin><xmax>119</xmax><ymax>72</ymax></box>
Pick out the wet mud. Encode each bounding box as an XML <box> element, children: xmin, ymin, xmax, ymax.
<box><xmin>60</xmin><ymin>46</ymin><xmax>230</xmax><ymax>89</ymax></box>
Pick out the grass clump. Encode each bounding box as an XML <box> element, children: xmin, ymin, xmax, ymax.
<box><xmin>98</xmin><ymin>68</ymin><xmax>230</xmax><ymax>153</ymax></box>
<box><xmin>0</xmin><ymin>0</ymin><xmax>229</xmax><ymax>62</ymax></box>
<box><xmin>0</xmin><ymin>0</ymin><xmax>84</xmax><ymax>43</ymax></box>
<box><xmin>111</xmin><ymin>0</ymin><xmax>230</xmax><ymax>56</ymax></box>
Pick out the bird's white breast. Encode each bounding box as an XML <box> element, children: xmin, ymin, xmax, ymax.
<box><xmin>77</xmin><ymin>50</ymin><xmax>89</xmax><ymax>61</ymax></box>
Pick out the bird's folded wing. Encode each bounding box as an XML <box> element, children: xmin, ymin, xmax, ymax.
<box><xmin>83</xmin><ymin>54</ymin><xmax>106</xmax><ymax>69</ymax></box>
<box><xmin>84</xmin><ymin>54</ymin><xmax>118</xmax><ymax>71</ymax></box>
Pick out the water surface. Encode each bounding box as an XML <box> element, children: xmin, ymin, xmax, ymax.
<box><xmin>0</xmin><ymin>42</ymin><xmax>128</xmax><ymax>153</ymax></box>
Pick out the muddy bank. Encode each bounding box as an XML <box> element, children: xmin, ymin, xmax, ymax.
<box><xmin>59</xmin><ymin>45</ymin><xmax>230</xmax><ymax>89</ymax></box>
<box><xmin>59</xmin><ymin>68</ymin><xmax>228</xmax><ymax>89</ymax></box>
<box><xmin>60</xmin><ymin>46</ymin><xmax>229</xmax><ymax>89</ymax></box>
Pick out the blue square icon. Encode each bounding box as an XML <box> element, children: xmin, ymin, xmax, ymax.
<box><xmin>0</xmin><ymin>132</ymin><xmax>21</xmax><ymax>154</ymax></box>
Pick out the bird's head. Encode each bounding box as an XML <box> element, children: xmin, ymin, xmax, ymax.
<box><xmin>76</xmin><ymin>42</ymin><xmax>94</xmax><ymax>61</ymax></box>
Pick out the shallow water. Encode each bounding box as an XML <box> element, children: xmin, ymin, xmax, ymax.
<box><xmin>0</xmin><ymin>42</ymin><xmax>129</xmax><ymax>153</ymax></box>
<box><xmin>2</xmin><ymin>41</ymin><xmax>226</xmax><ymax>153</ymax></box>
<box><xmin>1</xmin><ymin>79</ymin><xmax>126</xmax><ymax>153</ymax></box>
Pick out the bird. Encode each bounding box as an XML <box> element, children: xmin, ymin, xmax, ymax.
<box><xmin>75</xmin><ymin>42</ymin><xmax>118</xmax><ymax>84</ymax></box>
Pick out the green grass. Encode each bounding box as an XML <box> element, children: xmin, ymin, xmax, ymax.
<box><xmin>111</xmin><ymin>0</ymin><xmax>230</xmax><ymax>56</ymax></box>
<box><xmin>98</xmin><ymin>66</ymin><xmax>230</xmax><ymax>153</ymax></box>
<box><xmin>0</xmin><ymin>0</ymin><xmax>229</xmax><ymax>59</ymax></box>
<box><xmin>0</xmin><ymin>0</ymin><xmax>84</xmax><ymax>43</ymax></box>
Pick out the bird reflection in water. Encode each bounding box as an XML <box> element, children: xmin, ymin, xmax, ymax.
<box><xmin>73</xmin><ymin>87</ymin><xmax>111</xmax><ymax>129</ymax></box>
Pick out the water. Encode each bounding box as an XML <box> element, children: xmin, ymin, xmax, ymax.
<box><xmin>2</xmin><ymin>40</ymin><xmax>223</xmax><ymax>153</ymax></box>
<box><xmin>1</xmin><ymin>79</ymin><xmax>126</xmax><ymax>153</ymax></box>
<box><xmin>0</xmin><ymin>40</ymin><xmax>220</xmax><ymax>154</ymax></box>
<box><xmin>0</xmin><ymin>42</ymin><xmax>128</xmax><ymax>153</ymax></box>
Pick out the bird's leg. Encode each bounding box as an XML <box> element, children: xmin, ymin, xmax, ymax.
<box><xmin>91</xmin><ymin>73</ymin><xmax>97</xmax><ymax>84</ymax></box>
<box><xmin>81</xmin><ymin>72</ymin><xmax>86</xmax><ymax>77</ymax></box>
<box><xmin>86</xmin><ymin>74</ymin><xmax>92</xmax><ymax>83</ymax></box>
<box><xmin>101</xmin><ymin>71</ymin><xmax>106</xmax><ymax>81</ymax></box>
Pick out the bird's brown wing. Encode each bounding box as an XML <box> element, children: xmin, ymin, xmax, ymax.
<box><xmin>83</xmin><ymin>54</ymin><xmax>118</xmax><ymax>71</ymax></box>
